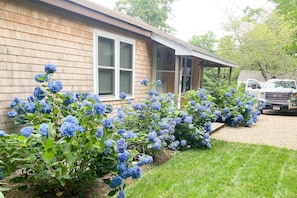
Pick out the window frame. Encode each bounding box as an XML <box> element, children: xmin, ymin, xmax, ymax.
<box><xmin>181</xmin><ymin>57</ymin><xmax>193</xmax><ymax>93</ymax></box>
<box><xmin>93</xmin><ymin>29</ymin><xmax>135</xmax><ymax>100</ymax></box>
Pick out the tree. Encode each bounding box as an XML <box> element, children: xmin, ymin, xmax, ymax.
<box><xmin>223</xmin><ymin>8</ymin><xmax>297</xmax><ymax>80</ymax></box>
<box><xmin>188</xmin><ymin>32</ymin><xmax>231</xmax><ymax>87</ymax></box>
<box><xmin>115</xmin><ymin>0</ymin><xmax>177</xmax><ymax>32</ymax></box>
<box><xmin>188</xmin><ymin>31</ymin><xmax>217</xmax><ymax>53</ymax></box>
<box><xmin>269</xmin><ymin>0</ymin><xmax>297</xmax><ymax>55</ymax></box>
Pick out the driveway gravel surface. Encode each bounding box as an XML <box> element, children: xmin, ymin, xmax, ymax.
<box><xmin>211</xmin><ymin>110</ymin><xmax>297</xmax><ymax>150</ymax></box>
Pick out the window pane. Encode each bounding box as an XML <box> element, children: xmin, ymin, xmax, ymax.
<box><xmin>98</xmin><ymin>37</ymin><xmax>114</xmax><ymax>67</ymax></box>
<box><xmin>186</xmin><ymin>59</ymin><xmax>192</xmax><ymax>75</ymax></box>
<box><xmin>156</xmin><ymin>48</ymin><xmax>175</xmax><ymax>71</ymax></box>
<box><xmin>120</xmin><ymin>42</ymin><xmax>133</xmax><ymax>69</ymax></box>
<box><xmin>98</xmin><ymin>68</ymin><xmax>114</xmax><ymax>95</ymax></box>
<box><xmin>156</xmin><ymin>71</ymin><xmax>174</xmax><ymax>94</ymax></box>
<box><xmin>120</xmin><ymin>71</ymin><xmax>132</xmax><ymax>94</ymax></box>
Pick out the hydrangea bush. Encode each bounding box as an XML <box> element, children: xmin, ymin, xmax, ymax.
<box><xmin>1</xmin><ymin>64</ymin><xmax>152</xmax><ymax>197</ymax></box>
<box><xmin>208</xmin><ymin>82</ymin><xmax>263</xmax><ymax>127</ymax></box>
<box><xmin>114</xmin><ymin>79</ymin><xmax>211</xmax><ymax>155</ymax></box>
<box><xmin>179</xmin><ymin>89</ymin><xmax>219</xmax><ymax>148</ymax></box>
<box><xmin>0</xmin><ymin>64</ymin><xmax>263</xmax><ymax>197</ymax></box>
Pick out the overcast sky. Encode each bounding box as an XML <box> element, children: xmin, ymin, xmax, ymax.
<box><xmin>89</xmin><ymin>0</ymin><xmax>275</xmax><ymax>41</ymax></box>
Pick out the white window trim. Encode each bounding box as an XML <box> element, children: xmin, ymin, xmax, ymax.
<box><xmin>93</xmin><ymin>29</ymin><xmax>135</xmax><ymax>101</ymax></box>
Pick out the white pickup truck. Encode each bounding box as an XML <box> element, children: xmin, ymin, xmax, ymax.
<box><xmin>246</xmin><ymin>79</ymin><xmax>297</xmax><ymax>111</ymax></box>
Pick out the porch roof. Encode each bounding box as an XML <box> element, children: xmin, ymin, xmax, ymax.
<box><xmin>37</xmin><ymin>0</ymin><xmax>238</xmax><ymax>68</ymax></box>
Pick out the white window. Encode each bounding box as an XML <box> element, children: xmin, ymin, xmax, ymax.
<box><xmin>94</xmin><ymin>30</ymin><xmax>135</xmax><ymax>99</ymax></box>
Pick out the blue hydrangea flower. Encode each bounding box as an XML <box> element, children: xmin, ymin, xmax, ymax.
<box><xmin>0</xmin><ymin>130</ymin><xmax>6</xmax><ymax>137</ymax></box>
<box><xmin>148</xmin><ymin>90</ymin><xmax>155</xmax><ymax>96</ymax></box>
<box><xmin>199</xmin><ymin>88</ymin><xmax>207</xmax><ymax>100</ymax></box>
<box><xmin>137</xmin><ymin>155</ymin><xmax>153</xmax><ymax>166</ymax></box>
<box><xmin>204</xmin><ymin>133</ymin><xmax>210</xmax><ymax>139</ymax></box>
<box><xmin>102</xmin><ymin>118</ymin><xmax>113</xmax><ymax>128</ymax></box>
<box><xmin>63</xmin><ymin>92</ymin><xmax>75</xmax><ymax>105</ymax></box>
<box><xmin>60</xmin><ymin>122</ymin><xmax>77</xmax><ymax>138</ymax></box>
<box><xmin>151</xmin><ymin>102</ymin><xmax>161</xmax><ymax>111</ymax></box>
<box><xmin>24</xmin><ymin>102</ymin><xmax>37</xmax><ymax>113</ymax></box>
<box><xmin>119</xmin><ymin>92</ymin><xmax>126</xmax><ymax>99</ymax></box>
<box><xmin>118</xmin><ymin>108</ymin><xmax>124</xmax><ymax>119</ymax></box>
<box><xmin>175</xmin><ymin>117</ymin><xmax>182</xmax><ymax>125</ymax></box>
<box><xmin>156</xmin><ymin>80</ymin><xmax>162</xmax><ymax>86</ymax></box>
<box><xmin>118</xmin><ymin>150</ymin><xmax>130</xmax><ymax>162</ymax></box>
<box><xmin>148</xmin><ymin>131</ymin><xmax>157</xmax><ymax>141</ymax></box>
<box><xmin>93</xmin><ymin>94</ymin><xmax>101</xmax><ymax>103</ymax></box>
<box><xmin>10</xmin><ymin>98</ymin><xmax>21</xmax><ymax>108</ymax></box>
<box><xmin>200</xmin><ymin>112</ymin><xmax>207</xmax><ymax>119</ymax></box>
<box><xmin>48</xmin><ymin>80</ymin><xmax>63</xmax><ymax>93</ymax></box>
<box><xmin>116</xmin><ymin>138</ymin><xmax>127</xmax><ymax>153</ymax></box>
<box><xmin>151</xmin><ymin>95</ymin><xmax>157</xmax><ymax>102</ymax></box>
<box><xmin>76</xmin><ymin>92</ymin><xmax>90</xmax><ymax>101</ymax></box>
<box><xmin>230</xmin><ymin>87</ymin><xmax>236</xmax><ymax>93</ymax></box>
<box><xmin>34</xmin><ymin>73</ymin><xmax>49</xmax><ymax>83</ymax></box>
<box><xmin>118</xmin><ymin>190</ymin><xmax>125</xmax><ymax>198</ymax></box>
<box><xmin>64</xmin><ymin>115</ymin><xmax>79</xmax><ymax>125</ymax></box>
<box><xmin>131</xmin><ymin>166</ymin><xmax>141</xmax><ymax>179</ymax></box>
<box><xmin>40</xmin><ymin>101</ymin><xmax>52</xmax><ymax>114</ymax></box>
<box><xmin>120</xmin><ymin>168</ymin><xmax>132</xmax><ymax>179</ymax></box>
<box><xmin>39</xmin><ymin>123</ymin><xmax>48</xmax><ymax>136</ymax></box>
<box><xmin>140</xmin><ymin>78</ymin><xmax>149</xmax><ymax>86</ymax></box>
<box><xmin>109</xmin><ymin>176</ymin><xmax>123</xmax><ymax>188</ymax></box>
<box><xmin>223</xmin><ymin>107</ymin><xmax>229</xmax><ymax>113</ymax></box>
<box><xmin>190</xmin><ymin>100</ymin><xmax>196</xmax><ymax>106</ymax></box>
<box><xmin>96</xmin><ymin>128</ymin><xmax>104</xmax><ymax>138</ymax></box>
<box><xmin>181</xmin><ymin>140</ymin><xmax>187</xmax><ymax>147</ymax></box>
<box><xmin>34</xmin><ymin>87</ymin><xmax>46</xmax><ymax>100</ymax></box>
<box><xmin>152</xmin><ymin>140</ymin><xmax>162</xmax><ymax>150</ymax></box>
<box><xmin>27</xmin><ymin>96</ymin><xmax>35</xmax><ymax>102</ymax></box>
<box><xmin>77</xmin><ymin>126</ymin><xmax>85</xmax><ymax>134</ymax></box>
<box><xmin>117</xmin><ymin>162</ymin><xmax>128</xmax><ymax>173</ymax></box>
<box><xmin>21</xmin><ymin>126</ymin><xmax>34</xmax><ymax>137</ymax></box>
<box><xmin>7</xmin><ymin>111</ymin><xmax>18</xmax><ymax>118</ymax></box>
<box><xmin>104</xmin><ymin>140</ymin><xmax>113</xmax><ymax>147</ymax></box>
<box><xmin>45</xmin><ymin>63</ymin><xmax>57</xmax><ymax>74</ymax></box>
<box><xmin>238</xmin><ymin>114</ymin><xmax>244</xmax><ymax>121</ymax></box>
<box><xmin>126</xmin><ymin>99</ymin><xmax>131</xmax><ymax>104</ymax></box>
<box><xmin>184</xmin><ymin>116</ymin><xmax>193</xmax><ymax>124</ymax></box>
<box><xmin>121</xmin><ymin>131</ymin><xmax>137</xmax><ymax>139</ymax></box>
<box><xmin>94</xmin><ymin>103</ymin><xmax>105</xmax><ymax>115</ymax></box>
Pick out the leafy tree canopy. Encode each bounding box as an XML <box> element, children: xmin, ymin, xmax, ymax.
<box><xmin>223</xmin><ymin>7</ymin><xmax>297</xmax><ymax>80</ymax></box>
<box><xmin>269</xmin><ymin>0</ymin><xmax>297</xmax><ymax>56</ymax></box>
<box><xmin>188</xmin><ymin>31</ymin><xmax>217</xmax><ymax>53</ymax></box>
<box><xmin>115</xmin><ymin>0</ymin><xmax>177</xmax><ymax>32</ymax></box>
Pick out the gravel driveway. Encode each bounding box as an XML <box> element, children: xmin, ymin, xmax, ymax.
<box><xmin>211</xmin><ymin>110</ymin><xmax>297</xmax><ymax>150</ymax></box>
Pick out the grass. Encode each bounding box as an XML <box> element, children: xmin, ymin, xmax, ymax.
<box><xmin>123</xmin><ymin>139</ymin><xmax>297</xmax><ymax>198</ymax></box>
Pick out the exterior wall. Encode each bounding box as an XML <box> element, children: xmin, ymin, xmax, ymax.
<box><xmin>0</xmin><ymin>0</ymin><xmax>152</xmax><ymax>131</ymax></box>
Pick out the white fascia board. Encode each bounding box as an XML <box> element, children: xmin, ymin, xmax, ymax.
<box><xmin>191</xmin><ymin>51</ymin><xmax>238</xmax><ymax>68</ymax></box>
<box><xmin>151</xmin><ymin>33</ymin><xmax>190</xmax><ymax>55</ymax></box>
<box><xmin>151</xmin><ymin>33</ymin><xmax>238</xmax><ymax>68</ymax></box>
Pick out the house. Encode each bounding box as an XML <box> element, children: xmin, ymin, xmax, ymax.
<box><xmin>237</xmin><ymin>70</ymin><xmax>267</xmax><ymax>85</ymax></box>
<box><xmin>0</xmin><ymin>0</ymin><xmax>238</xmax><ymax>131</ymax></box>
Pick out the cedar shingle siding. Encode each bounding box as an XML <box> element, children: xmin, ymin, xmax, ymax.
<box><xmin>0</xmin><ymin>0</ymin><xmax>152</xmax><ymax>132</ymax></box>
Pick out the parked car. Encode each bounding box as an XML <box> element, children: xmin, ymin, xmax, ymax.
<box><xmin>246</xmin><ymin>79</ymin><xmax>297</xmax><ymax>112</ymax></box>
<box><xmin>244</xmin><ymin>78</ymin><xmax>263</xmax><ymax>98</ymax></box>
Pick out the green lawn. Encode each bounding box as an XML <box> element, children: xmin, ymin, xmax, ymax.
<box><xmin>124</xmin><ymin>140</ymin><xmax>297</xmax><ymax>198</ymax></box>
